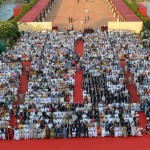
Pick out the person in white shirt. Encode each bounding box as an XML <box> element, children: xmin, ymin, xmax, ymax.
<box><xmin>114</xmin><ymin>126</ymin><xmax>119</xmax><ymax>137</ymax></box>
<box><xmin>136</xmin><ymin>126</ymin><xmax>142</xmax><ymax>136</ymax></box>
<box><xmin>92</xmin><ymin>125</ymin><xmax>97</xmax><ymax>137</ymax></box>
<box><xmin>131</xmin><ymin>125</ymin><xmax>136</xmax><ymax>136</ymax></box>
<box><xmin>88</xmin><ymin>126</ymin><xmax>93</xmax><ymax>137</ymax></box>
<box><xmin>101</xmin><ymin>127</ymin><xmax>107</xmax><ymax>137</ymax></box>
<box><xmin>24</xmin><ymin>126</ymin><xmax>29</xmax><ymax>139</ymax></box>
<box><xmin>0</xmin><ymin>128</ymin><xmax>6</xmax><ymax>140</ymax></box>
<box><xmin>14</xmin><ymin>128</ymin><xmax>20</xmax><ymax>140</ymax></box>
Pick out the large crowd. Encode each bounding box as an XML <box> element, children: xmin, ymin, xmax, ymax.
<box><xmin>0</xmin><ymin>29</ymin><xmax>149</xmax><ymax>140</ymax></box>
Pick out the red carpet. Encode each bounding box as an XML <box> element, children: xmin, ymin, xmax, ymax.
<box><xmin>74</xmin><ymin>40</ymin><xmax>84</xmax><ymax>56</ymax></box>
<box><xmin>124</xmin><ymin>71</ymin><xmax>140</xmax><ymax>103</ymax></box>
<box><xmin>120</xmin><ymin>61</ymin><xmax>147</xmax><ymax>130</ymax></box>
<box><xmin>1</xmin><ymin>137</ymin><xmax>150</xmax><ymax>150</ymax></box>
<box><xmin>120</xmin><ymin>61</ymin><xmax>140</xmax><ymax>103</ymax></box>
<box><xmin>138</xmin><ymin>112</ymin><xmax>148</xmax><ymax>128</ymax></box>
<box><xmin>74</xmin><ymin>71</ymin><xmax>83</xmax><ymax>103</ymax></box>
<box><xmin>19</xmin><ymin>61</ymin><xmax>31</xmax><ymax>95</ymax></box>
<box><xmin>9</xmin><ymin>61</ymin><xmax>31</xmax><ymax>127</ymax></box>
<box><xmin>9</xmin><ymin>113</ymin><xmax>16</xmax><ymax>127</ymax></box>
<box><xmin>74</xmin><ymin>40</ymin><xmax>84</xmax><ymax>103</ymax></box>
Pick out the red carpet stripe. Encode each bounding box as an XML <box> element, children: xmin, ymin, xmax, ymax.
<box><xmin>120</xmin><ymin>61</ymin><xmax>147</xmax><ymax>130</ymax></box>
<box><xmin>138</xmin><ymin>112</ymin><xmax>148</xmax><ymax>128</ymax></box>
<box><xmin>9</xmin><ymin>61</ymin><xmax>31</xmax><ymax>127</ymax></box>
<box><xmin>124</xmin><ymin>71</ymin><xmax>140</xmax><ymax>103</ymax></box>
<box><xmin>9</xmin><ymin>113</ymin><xmax>16</xmax><ymax>127</ymax></box>
<box><xmin>74</xmin><ymin>40</ymin><xmax>84</xmax><ymax>103</ymax></box>
<box><xmin>120</xmin><ymin>61</ymin><xmax>140</xmax><ymax>103</ymax></box>
<box><xmin>74</xmin><ymin>40</ymin><xmax>84</xmax><ymax>56</ymax></box>
<box><xmin>74</xmin><ymin>71</ymin><xmax>83</xmax><ymax>103</ymax></box>
<box><xmin>19</xmin><ymin>61</ymin><xmax>31</xmax><ymax>95</ymax></box>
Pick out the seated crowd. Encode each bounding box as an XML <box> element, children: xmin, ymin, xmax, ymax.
<box><xmin>0</xmin><ymin>59</ymin><xmax>22</xmax><ymax>135</ymax></box>
<box><xmin>0</xmin><ymin>29</ymin><xmax>149</xmax><ymax>140</ymax></box>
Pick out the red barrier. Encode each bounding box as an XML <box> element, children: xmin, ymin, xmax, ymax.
<box><xmin>52</xmin><ymin>26</ymin><xmax>58</xmax><ymax>30</ymax></box>
<box><xmin>13</xmin><ymin>4</ymin><xmax>22</xmax><ymax>17</ymax></box>
<box><xmin>138</xmin><ymin>3</ymin><xmax>147</xmax><ymax>17</ymax></box>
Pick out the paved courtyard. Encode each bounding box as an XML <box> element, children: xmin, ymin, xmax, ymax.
<box><xmin>45</xmin><ymin>0</ymin><xmax>116</xmax><ymax>30</ymax></box>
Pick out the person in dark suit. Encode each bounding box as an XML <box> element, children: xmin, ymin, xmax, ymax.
<box><xmin>80</xmin><ymin>123</ymin><xmax>85</xmax><ymax>137</ymax></box>
<box><xmin>127</xmin><ymin>124</ymin><xmax>131</xmax><ymax>136</ymax></box>
<box><xmin>72</xmin><ymin>124</ymin><xmax>76</xmax><ymax>137</ymax></box>
<box><xmin>76</xmin><ymin>124</ymin><xmax>80</xmax><ymax>137</ymax></box>
<box><xmin>62</xmin><ymin>125</ymin><xmax>68</xmax><ymax>138</ymax></box>
<box><xmin>67</xmin><ymin>124</ymin><xmax>72</xmax><ymax>138</ymax></box>
<box><xmin>84</xmin><ymin>124</ymin><xmax>88</xmax><ymax>137</ymax></box>
<box><xmin>54</xmin><ymin>126</ymin><xmax>59</xmax><ymax>138</ymax></box>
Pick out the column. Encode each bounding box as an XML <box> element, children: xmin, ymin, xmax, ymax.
<box><xmin>114</xmin><ymin>12</ymin><xmax>116</xmax><ymax>17</ymax></box>
<box><xmin>42</xmin><ymin>13</ymin><xmax>45</xmax><ymax>22</ymax></box>
<box><xmin>48</xmin><ymin>6</ymin><xmax>50</xmax><ymax>13</ymax></box>
<box><xmin>117</xmin><ymin>15</ymin><xmax>119</xmax><ymax>22</ymax></box>
<box><xmin>45</xmin><ymin>10</ymin><xmax>47</xmax><ymax>17</ymax></box>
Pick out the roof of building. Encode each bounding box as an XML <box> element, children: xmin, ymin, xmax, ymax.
<box><xmin>124</xmin><ymin>15</ymin><xmax>141</xmax><ymax>21</ymax></box>
<box><xmin>19</xmin><ymin>0</ymin><xmax>50</xmax><ymax>22</ymax></box>
<box><xmin>112</xmin><ymin>0</ymin><xmax>141</xmax><ymax>21</ymax></box>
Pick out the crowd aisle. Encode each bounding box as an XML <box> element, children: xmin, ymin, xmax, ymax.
<box><xmin>74</xmin><ymin>40</ymin><xmax>84</xmax><ymax>103</ymax></box>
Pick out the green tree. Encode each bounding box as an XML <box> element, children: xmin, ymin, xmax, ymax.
<box><xmin>0</xmin><ymin>20</ymin><xmax>19</xmax><ymax>45</ymax></box>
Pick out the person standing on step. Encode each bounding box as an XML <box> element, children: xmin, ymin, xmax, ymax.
<box><xmin>145</xmin><ymin>124</ymin><xmax>150</xmax><ymax>134</ymax></box>
<box><xmin>26</xmin><ymin>66</ymin><xmax>30</xmax><ymax>80</ymax></box>
<box><xmin>128</xmin><ymin>76</ymin><xmax>132</xmax><ymax>85</ymax></box>
<box><xmin>19</xmin><ymin>92</ymin><xmax>24</xmax><ymax>103</ymax></box>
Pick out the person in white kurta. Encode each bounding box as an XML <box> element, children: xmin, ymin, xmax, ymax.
<box><xmin>118</xmin><ymin>127</ymin><xmax>122</xmax><ymax>137</ymax></box>
<box><xmin>131</xmin><ymin>126</ymin><xmax>136</xmax><ymax>136</ymax></box>
<box><xmin>14</xmin><ymin>128</ymin><xmax>20</xmax><ymax>140</ymax></box>
<box><xmin>136</xmin><ymin>126</ymin><xmax>142</xmax><ymax>136</ymax></box>
<box><xmin>24</xmin><ymin>127</ymin><xmax>29</xmax><ymax>139</ymax></box>
<box><xmin>41</xmin><ymin>129</ymin><xmax>46</xmax><ymax>139</ymax></box>
<box><xmin>1</xmin><ymin>131</ymin><xmax>6</xmax><ymax>140</ymax></box>
<box><xmin>88</xmin><ymin>126</ymin><xmax>93</xmax><ymax>137</ymax></box>
<box><xmin>19</xmin><ymin>127</ymin><xmax>24</xmax><ymax>139</ymax></box>
<box><xmin>29</xmin><ymin>127</ymin><xmax>33</xmax><ymax>139</ymax></box>
<box><xmin>114</xmin><ymin>127</ymin><xmax>119</xmax><ymax>137</ymax></box>
<box><xmin>101</xmin><ymin>127</ymin><xmax>106</xmax><ymax>137</ymax></box>
<box><xmin>92</xmin><ymin>126</ymin><xmax>97</xmax><ymax>137</ymax></box>
<box><xmin>0</xmin><ymin>129</ymin><xmax>6</xmax><ymax>140</ymax></box>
